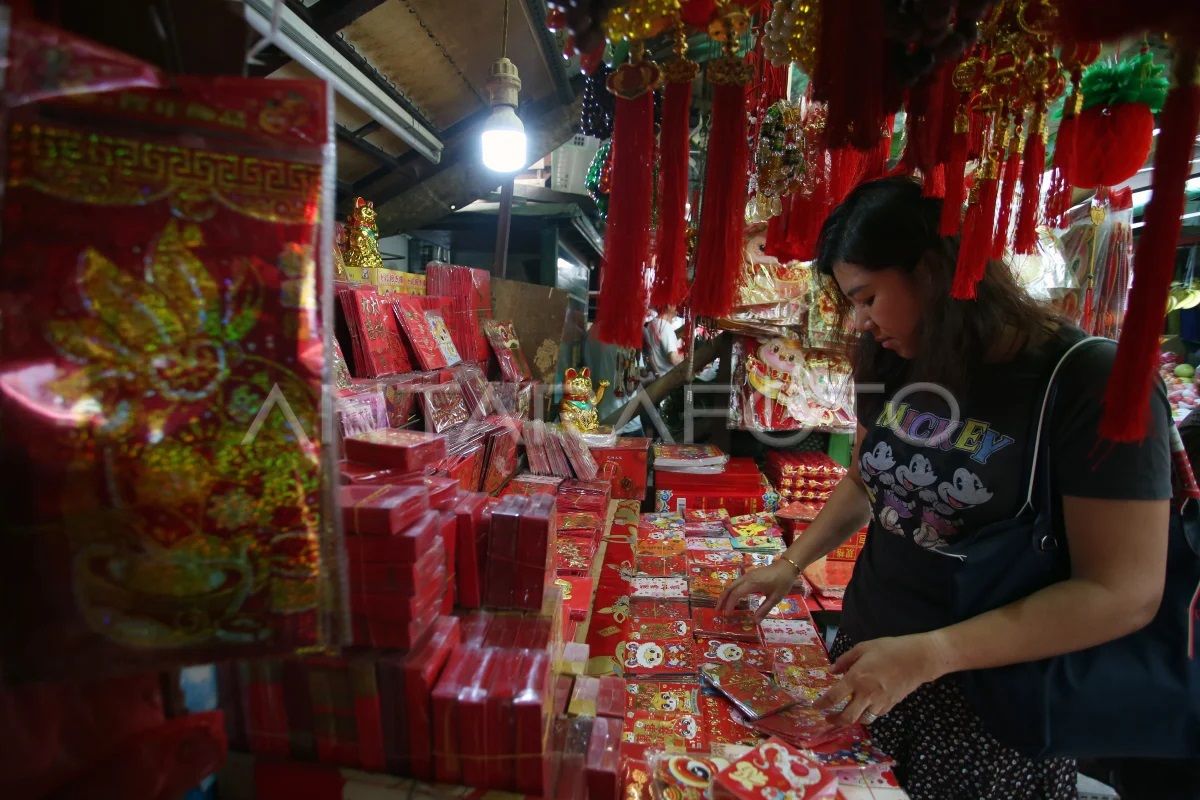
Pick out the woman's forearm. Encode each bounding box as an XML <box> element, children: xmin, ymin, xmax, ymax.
<box><xmin>783</xmin><ymin>475</ymin><xmax>873</xmax><ymax>569</ymax></box>
<box><xmin>922</xmin><ymin>576</ymin><xmax>1156</xmax><ymax>679</ymax></box>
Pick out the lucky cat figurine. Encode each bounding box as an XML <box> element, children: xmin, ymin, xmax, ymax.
<box><xmin>343</xmin><ymin>197</ymin><xmax>384</xmax><ymax>272</ymax></box>
<box><xmin>559</xmin><ymin>366</ymin><xmax>609</xmax><ymax>432</ymax></box>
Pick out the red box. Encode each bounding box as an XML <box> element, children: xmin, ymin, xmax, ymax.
<box><xmin>480</xmin><ymin>649</ymin><xmax>523</xmax><ymax>790</ymax></box>
<box><xmin>306</xmin><ymin>657</ymin><xmax>358</xmax><ymax>767</ymax></box>
<box><xmin>339</xmin><ymin>484</ymin><xmax>429</xmax><ymax>536</ymax></box>
<box><xmin>344</xmin><ymin>509</ymin><xmax>441</xmax><ymax>565</ymax></box>
<box><xmin>484</xmin><ymin>495</ymin><xmax>529</xmax><ymax>608</ymax></box>
<box><xmin>438</xmin><ymin>510</ymin><xmax>457</xmax><ymax>612</ymax></box>
<box><xmin>350</xmin><ymin>572</ymin><xmax>445</xmax><ymax>623</ymax></box>
<box><xmin>393</xmin><ymin>474</ymin><xmax>459</xmax><ymax>510</ymax></box>
<box><xmin>590</xmin><ymin>436</ymin><xmax>650</xmax><ymax>500</ymax></box>
<box><xmin>515</xmin><ymin>494</ymin><xmax>556</xmax><ymax>610</ymax></box>
<box><xmin>585</xmin><ymin>715</ymin><xmax>623</xmax><ymax>800</ymax></box>
<box><xmin>453</xmin><ymin>492</ymin><xmax>489</xmax><ymax>608</ymax></box>
<box><xmin>344</xmin><ymin>428</ymin><xmax>447</xmax><ymax>471</ymax></box>
<box><xmin>390</xmin><ymin>616</ymin><xmax>461</xmax><ymax>779</ymax></box>
<box><xmin>432</xmin><ymin>645</ymin><xmax>477</xmax><ymax>784</ymax></box>
<box><xmin>348</xmin><ymin>539</ymin><xmax>445</xmax><ymax>592</ymax></box>
<box><xmin>455</xmin><ymin>647</ymin><xmax>500</xmax><ymax>788</ymax></box>
<box><xmin>514</xmin><ymin>650</ymin><xmax>553</xmax><ymax>795</ymax></box>
<box><xmin>338</xmin><ymin>459</ymin><xmax>419</xmax><ymax>485</ymax></box>
<box><xmin>352</xmin><ymin>613</ymin><xmax>436</xmax><ymax>650</ymax></box>
<box><xmin>240</xmin><ymin>660</ymin><xmax>290</xmax><ymax>757</ymax></box>
<box><xmin>348</xmin><ymin>655</ymin><xmax>385</xmax><ymax>772</ymax></box>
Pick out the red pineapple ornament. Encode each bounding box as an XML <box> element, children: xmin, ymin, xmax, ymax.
<box><xmin>1068</xmin><ymin>51</ymin><xmax>1170</xmax><ymax>189</ymax></box>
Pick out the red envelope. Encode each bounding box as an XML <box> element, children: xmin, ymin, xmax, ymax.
<box><xmin>692</xmin><ymin>609</ymin><xmax>764</xmax><ymax>643</ymax></box>
<box><xmin>699</xmin><ymin>690</ymin><xmax>763</xmax><ymax>747</ymax></box>
<box><xmin>622</xmin><ymin>710</ymin><xmax>708</xmax><ymax>753</ymax></box>
<box><xmin>696</xmin><ymin>638</ymin><xmax>771</xmax><ymax>671</ymax></box>
<box><xmin>700</xmin><ymin>662</ymin><xmax>797</xmax><ymax>720</ymax></box>
<box><xmin>619</xmin><ymin>635</ymin><xmax>696</xmax><ymax>677</ymax></box>
<box><xmin>752</xmin><ymin>704</ymin><xmax>855</xmax><ymax>749</ymax></box>
<box><xmin>624</xmin><ymin>681</ymin><xmax>701</xmax><ymax>715</ymax></box>
<box><xmin>714</xmin><ymin>739</ymin><xmax>837</xmax><ymax>800</ymax></box>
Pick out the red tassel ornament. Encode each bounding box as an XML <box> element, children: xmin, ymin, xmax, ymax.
<box><xmin>593</xmin><ymin>55</ymin><xmax>660</xmax><ymax>348</ymax></box>
<box><xmin>992</xmin><ymin>132</ymin><xmax>1022</xmax><ymax>259</ymax></box>
<box><xmin>940</xmin><ymin>111</ymin><xmax>970</xmax><ymax>236</ymax></box>
<box><xmin>652</xmin><ymin>42</ymin><xmax>699</xmax><ymax>311</ymax></box>
<box><xmin>1014</xmin><ymin>110</ymin><xmax>1046</xmax><ymax>255</ymax></box>
<box><xmin>1100</xmin><ymin>49</ymin><xmax>1200</xmax><ymax>442</ymax></box>
<box><xmin>952</xmin><ymin>120</ymin><xmax>1003</xmax><ymax>301</ymax></box>
<box><xmin>692</xmin><ymin>36</ymin><xmax>753</xmax><ymax>318</ymax></box>
<box><xmin>924</xmin><ymin>163</ymin><xmax>946</xmax><ymax>199</ymax></box>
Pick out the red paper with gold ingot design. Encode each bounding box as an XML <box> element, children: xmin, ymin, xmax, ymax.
<box><xmin>0</xmin><ymin>65</ymin><xmax>334</xmax><ymax>678</ymax></box>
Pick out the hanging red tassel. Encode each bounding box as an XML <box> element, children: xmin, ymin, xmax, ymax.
<box><xmin>952</xmin><ymin>136</ymin><xmax>1001</xmax><ymax>301</ymax></box>
<box><xmin>1014</xmin><ymin>110</ymin><xmax>1046</xmax><ymax>255</ymax></box>
<box><xmin>813</xmin><ymin>0</ymin><xmax>885</xmax><ymax>150</ymax></box>
<box><xmin>992</xmin><ymin>133</ymin><xmax>1022</xmax><ymax>259</ymax></box>
<box><xmin>692</xmin><ymin>54</ymin><xmax>753</xmax><ymax>318</ymax></box>
<box><xmin>1100</xmin><ymin>49</ymin><xmax>1200</xmax><ymax>442</ymax></box>
<box><xmin>924</xmin><ymin>163</ymin><xmax>947</xmax><ymax>198</ymax></box>
<box><xmin>940</xmin><ymin>111</ymin><xmax>970</xmax><ymax>236</ymax></box>
<box><xmin>652</xmin><ymin>54</ymin><xmax>699</xmax><ymax>311</ymax></box>
<box><xmin>593</xmin><ymin>61</ymin><xmax>658</xmax><ymax>348</ymax></box>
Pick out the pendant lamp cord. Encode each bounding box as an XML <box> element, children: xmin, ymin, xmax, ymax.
<box><xmin>502</xmin><ymin>0</ymin><xmax>510</xmax><ymax>58</ymax></box>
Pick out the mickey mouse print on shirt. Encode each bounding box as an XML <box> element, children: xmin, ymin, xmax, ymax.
<box><xmin>858</xmin><ymin>397</ymin><xmax>1015</xmax><ymax>552</ymax></box>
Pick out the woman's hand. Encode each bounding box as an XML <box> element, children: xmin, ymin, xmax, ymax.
<box><xmin>716</xmin><ymin>560</ymin><xmax>798</xmax><ymax>622</ymax></box>
<box><xmin>814</xmin><ymin>632</ymin><xmax>953</xmax><ymax>726</ymax></box>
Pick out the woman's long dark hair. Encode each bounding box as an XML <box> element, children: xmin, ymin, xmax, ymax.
<box><xmin>815</xmin><ymin>176</ymin><xmax>1059</xmax><ymax>395</ymax></box>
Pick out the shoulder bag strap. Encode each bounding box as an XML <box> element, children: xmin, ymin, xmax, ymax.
<box><xmin>1017</xmin><ymin>335</ymin><xmax>1111</xmax><ymax>517</ymax></box>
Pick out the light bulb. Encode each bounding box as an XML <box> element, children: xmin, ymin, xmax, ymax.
<box><xmin>481</xmin><ymin>105</ymin><xmax>527</xmax><ymax>173</ymax></box>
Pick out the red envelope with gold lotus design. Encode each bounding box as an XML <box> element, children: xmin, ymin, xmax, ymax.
<box><xmin>700</xmin><ymin>662</ymin><xmax>796</xmax><ymax>721</ymax></box>
<box><xmin>0</xmin><ymin>60</ymin><xmax>334</xmax><ymax>677</ymax></box>
<box><xmin>715</xmin><ymin>738</ymin><xmax>837</xmax><ymax>800</ymax></box>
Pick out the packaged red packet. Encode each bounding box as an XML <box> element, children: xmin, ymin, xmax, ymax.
<box><xmin>696</xmin><ymin>638</ymin><xmax>770</xmax><ymax>671</ymax></box>
<box><xmin>635</xmin><ymin>552</ymin><xmax>688</xmax><ymax>577</ymax></box>
<box><xmin>557</xmin><ymin>534</ymin><xmax>596</xmax><ymax>576</ymax></box>
<box><xmin>515</xmin><ymin>493</ymin><xmax>556</xmax><ymax>610</ymax></box>
<box><xmin>760</xmin><ymin>618</ymin><xmax>823</xmax><ymax>646</ymax></box>
<box><xmin>338</xmin><ymin>483</ymin><xmax>429</xmax><ymax>536</ymax></box>
<box><xmin>344</xmin><ymin>428</ymin><xmax>447</xmax><ymax>471</ymax></box>
<box><xmin>770</xmin><ymin>643</ymin><xmax>832</xmax><ymax>672</ymax></box>
<box><xmin>348</xmin><ymin>537</ymin><xmax>445</xmax><ymax>592</ymax></box>
<box><xmin>395</xmin><ymin>297</ymin><xmax>449</xmax><ymax>370</ymax></box>
<box><xmin>619</xmin><ymin>634</ymin><xmax>696</xmax><ymax>677</ymax></box>
<box><xmin>431</xmin><ymin>645</ymin><xmax>477</xmax><ymax>784</ymax></box>
<box><xmin>484</xmin><ymin>495</ymin><xmax>528</xmax><ymax>608</ymax></box>
<box><xmin>688</xmin><ymin>550</ymin><xmax>744</xmax><ymax>569</ymax></box>
<box><xmin>691</xmin><ymin>609</ymin><xmax>763</xmax><ymax>642</ymax></box>
<box><xmin>557</xmin><ymin>575</ymin><xmax>594</xmax><ymax>621</ymax></box>
<box><xmin>631</xmin><ymin>576</ymin><xmax>689</xmax><ymax>600</ymax></box>
<box><xmin>477</xmin><ymin>650</ymin><xmax>522</xmax><ymax>790</ymax></box>
<box><xmin>714</xmin><ymin>739</ymin><xmax>837</xmax><ymax>800</ymax></box>
<box><xmin>420</xmin><ymin>384</ymin><xmax>470</xmax><ymax>433</ymax></box>
<box><xmin>750</xmin><ymin>594</ymin><xmax>812</xmax><ymax>619</ymax></box>
<box><xmin>454</xmin><ymin>647</ymin><xmax>500</xmax><ymax>789</ymax></box>
<box><xmin>700</xmin><ymin>662</ymin><xmax>797</xmax><ymax>720</ymax></box>
<box><xmin>484</xmin><ymin>319</ymin><xmax>533</xmax><ymax>381</ymax></box>
<box><xmin>801</xmin><ymin>732</ymin><xmax>894</xmax><ymax>775</ymax></box>
<box><xmin>624</xmin><ymin>681</ymin><xmax>701</xmax><ymax>714</ymax></box>
<box><xmin>775</xmin><ymin>664</ymin><xmax>839</xmax><ymax>706</ymax></box>
<box><xmin>699</xmin><ymin>688</ymin><xmax>763</xmax><ymax>747</ymax></box>
<box><xmin>452</xmin><ymin>492</ymin><xmax>488</xmax><ymax>608</ymax></box>
<box><xmin>648</xmin><ymin>753</ymin><xmax>731</xmax><ymax>800</ymax></box>
<box><xmin>391</xmin><ymin>474</ymin><xmax>458</xmax><ymax>510</ymax></box>
<box><xmin>687</xmin><ymin>537</ymin><xmax>734</xmax><ymax>552</ymax></box>
<box><xmin>751</xmin><ymin>704</ymin><xmax>853</xmax><ymax>749</ymax></box>
<box><xmin>585</xmin><ymin>715</ymin><xmax>624</xmax><ymax>800</ymax></box>
<box><xmin>629</xmin><ymin>617</ymin><xmax>693</xmax><ymax>641</ymax></box>
<box><xmin>629</xmin><ymin>598</ymin><xmax>691</xmax><ymax>620</ymax></box>
<box><xmin>377</xmin><ymin>616</ymin><xmax>459</xmax><ymax>776</ymax></box>
<box><xmin>596</xmin><ymin>675</ymin><xmax>625</xmax><ymax>718</ymax></box>
<box><xmin>513</xmin><ymin>651</ymin><xmax>552</xmax><ymax>795</ymax></box>
<box><xmin>622</xmin><ymin>710</ymin><xmax>708</xmax><ymax>753</ymax></box>
<box><xmin>343</xmin><ymin>508</ymin><xmax>441</xmax><ymax>565</ymax></box>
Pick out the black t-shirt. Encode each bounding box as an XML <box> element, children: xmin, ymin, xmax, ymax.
<box><xmin>841</xmin><ymin>327</ymin><xmax>1173</xmax><ymax>642</ymax></box>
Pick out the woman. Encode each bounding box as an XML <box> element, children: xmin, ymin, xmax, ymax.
<box><xmin>717</xmin><ymin>177</ymin><xmax>1172</xmax><ymax>799</ymax></box>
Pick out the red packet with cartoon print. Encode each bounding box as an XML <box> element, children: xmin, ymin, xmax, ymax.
<box><xmin>688</xmin><ymin>566</ymin><xmax>743</xmax><ymax>603</ymax></box>
<box><xmin>649</xmin><ymin>752</ymin><xmax>732</xmax><ymax>800</ymax></box>
<box><xmin>700</xmin><ymin>662</ymin><xmax>797</xmax><ymax>720</ymax></box>
<box><xmin>696</xmin><ymin>639</ymin><xmax>770</xmax><ymax>671</ymax></box>
<box><xmin>622</xmin><ymin>710</ymin><xmax>708</xmax><ymax>753</ymax></box>
<box><xmin>620</xmin><ymin>635</ymin><xmax>696</xmax><ymax>677</ymax></box>
<box><xmin>742</xmin><ymin>553</ymin><xmax>776</xmax><ymax>569</ymax></box>
<box><xmin>687</xmin><ymin>537</ymin><xmax>734</xmax><ymax>553</ymax></box>
<box><xmin>625</xmin><ymin>681</ymin><xmax>701</xmax><ymax>714</ymax></box>
<box><xmin>689</xmin><ymin>550</ymin><xmax>744</xmax><ymax>569</ymax></box>
<box><xmin>395</xmin><ymin>297</ymin><xmax>448</xmax><ymax>370</ymax></box>
<box><xmin>691</xmin><ymin>609</ymin><xmax>763</xmax><ymax>643</ymax></box>
<box><xmin>699</xmin><ymin>688</ymin><xmax>764</xmax><ymax>747</ymax></box>
<box><xmin>769</xmin><ymin>643</ymin><xmax>830</xmax><ymax>672</ymax></box>
<box><xmin>731</xmin><ymin>536</ymin><xmax>785</xmax><ymax>554</ymax></box>
<box><xmin>750</xmin><ymin>594</ymin><xmax>812</xmax><ymax>620</ymax></box>
<box><xmin>714</xmin><ymin>739</ymin><xmax>838</xmax><ymax>800</ymax></box>
<box><xmin>725</xmin><ymin>513</ymin><xmax>780</xmax><ymax>538</ymax></box>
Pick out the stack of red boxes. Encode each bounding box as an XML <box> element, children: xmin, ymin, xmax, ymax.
<box><xmin>483</xmin><ymin>493</ymin><xmax>557</xmax><ymax>610</ymax></box>
<box><xmin>655</xmin><ymin>457</ymin><xmax>770</xmax><ymax>515</ymax></box>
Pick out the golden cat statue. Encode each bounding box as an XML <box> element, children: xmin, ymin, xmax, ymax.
<box><xmin>559</xmin><ymin>367</ymin><xmax>609</xmax><ymax>433</ymax></box>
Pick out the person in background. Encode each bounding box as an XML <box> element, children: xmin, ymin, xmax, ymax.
<box><xmin>644</xmin><ymin>305</ymin><xmax>684</xmax><ymax>380</ymax></box>
<box><xmin>583</xmin><ymin>321</ymin><xmax>643</xmax><ymax>434</ymax></box>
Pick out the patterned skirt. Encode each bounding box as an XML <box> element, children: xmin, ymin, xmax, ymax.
<box><xmin>831</xmin><ymin>632</ymin><xmax>1076</xmax><ymax>800</ymax></box>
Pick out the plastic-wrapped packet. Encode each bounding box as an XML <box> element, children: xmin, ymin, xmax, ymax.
<box><xmin>338</xmin><ymin>387</ymin><xmax>390</xmax><ymax>440</ymax></box>
<box><xmin>0</xmin><ymin>26</ymin><xmax>338</xmax><ymax>676</ymax></box>
<box><xmin>647</xmin><ymin>750</ymin><xmax>732</xmax><ymax>800</ymax></box>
